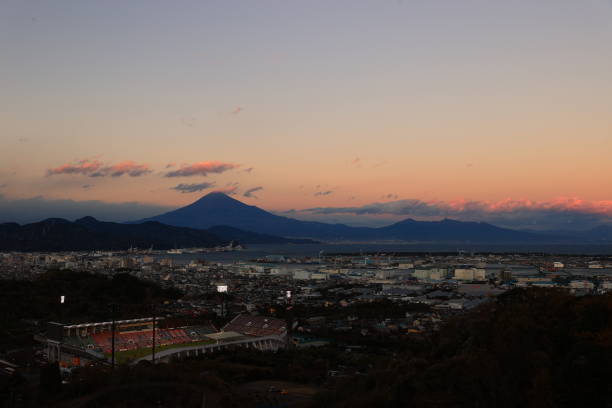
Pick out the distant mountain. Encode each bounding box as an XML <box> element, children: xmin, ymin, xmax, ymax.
<box><xmin>76</xmin><ymin>215</ymin><xmax>311</xmax><ymax>246</ymax></box>
<box><xmin>136</xmin><ymin>192</ymin><xmax>370</xmax><ymax>240</ymax></box>
<box><xmin>0</xmin><ymin>216</ymin><xmax>317</xmax><ymax>251</ymax></box>
<box><xmin>0</xmin><ymin>217</ymin><xmax>228</xmax><ymax>251</ymax></box>
<box><xmin>375</xmin><ymin>218</ymin><xmax>549</xmax><ymax>242</ymax></box>
<box><xmin>137</xmin><ymin>192</ymin><xmax>568</xmax><ymax>243</ymax></box>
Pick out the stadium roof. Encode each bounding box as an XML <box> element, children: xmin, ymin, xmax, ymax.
<box><xmin>62</xmin><ymin>317</ymin><xmax>163</xmax><ymax>329</ymax></box>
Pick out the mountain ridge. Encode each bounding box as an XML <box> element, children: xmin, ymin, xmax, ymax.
<box><xmin>0</xmin><ymin>217</ymin><xmax>226</xmax><ymax>251</ymax></box>
<box><xmin>0</xmin><ymin>216</ymin><xmax>314</xmax><ymax>251</ymax></box>
<box><xmin>137</xmin><ymin>192</ymin><xmax>575</xmax><ymax>243</ymax></box>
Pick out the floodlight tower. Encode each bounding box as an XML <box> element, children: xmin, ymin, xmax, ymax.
<box><xmin>56</xmin><ymin>295</ymin><xmax>66</xmax><ymax>365</ymax></box>
<box><xmin>284</xmin><ymin>290</ymin><xmax>295</xmax><ymax>349</ymax></box>
<box><xmin>59</xmin><ymin>295</ymin><xmax>65</xmax><ymax>323</ymax></box>
<box><xmin>216</xmin><ymin>284</ymin><xmax>228</xmax><ymax>317</ymax></box>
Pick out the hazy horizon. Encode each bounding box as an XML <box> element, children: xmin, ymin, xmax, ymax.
<box><xmin>1</xmin><ymin>191</ymin><xmax>611</xmax><ymax>233</ymax></box>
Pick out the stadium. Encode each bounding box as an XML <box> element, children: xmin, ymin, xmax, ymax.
<box><xmin>42</xmin><ymin>315</ymin><xmax>288</xmax><ymax>367</ymax></box>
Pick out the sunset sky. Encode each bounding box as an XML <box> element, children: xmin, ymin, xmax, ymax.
<box><xmin>1</xmin><ymin>0</ymin><xmax>611</xmax><ymax>229</ymax></box>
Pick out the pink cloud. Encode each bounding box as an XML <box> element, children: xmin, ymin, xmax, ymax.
<box><xmin>104</xmin><ymin>161</ymin><xmax>152</xmax><ymax>177</ymax></box>
<box><xmin>445</xmin><ymin>197</ymin><xmax>612</xmax><ymax>215</ymax></box>
<box><xmin>165</xmin><ymin>161</ymin><xmax>239</xmax><ymax>177</ymax></box>
<box><xmin>47</xmin><ymin>159</ymin><xmax>152</xmax><ymax>177</ymax></box>
<box><xmin>46</xmin><ymin>159</ymin><xmax>104</xmax><ymax>176</ymax></box>
<box><xmin>231</xmin><ymin>106</ymin><xmax>243</xmax><ymax>115</ymax></box>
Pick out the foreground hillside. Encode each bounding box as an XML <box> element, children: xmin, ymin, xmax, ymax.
<box><xmin>316</xmin><ymin>288</ymin><xmax>612</xmax><ymax>407</ymax></box>
<box><xmin>3</xmin><ymin>275</ymin><xmax>612</xmax><ymax>407</ymax></box>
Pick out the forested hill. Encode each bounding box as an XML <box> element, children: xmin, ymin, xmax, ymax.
<box><xmin>316</xmin><ymin>288</ymin><xmax>612</xmax><ymax>408</ymax></box>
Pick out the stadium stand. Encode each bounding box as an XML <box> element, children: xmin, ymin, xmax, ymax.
<box><xmin>222</xmin><ymin>314</ymin><xmax>287</xmax><ymax>337</ymax></box>
<box><xmin>82</xmin><ymin>325</ymin><xmax>217</xmax><ymax>354</ymax></box>
<box><xmin>60</xmin><ymin>317</ymin><xmax>286</xmax><ymax>358</ymax></box>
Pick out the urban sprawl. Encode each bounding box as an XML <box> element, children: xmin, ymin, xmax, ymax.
<box><xmin>2</xmin><ymin>250</ymin><xmax>612</xmax><ymax>376</ymax></box>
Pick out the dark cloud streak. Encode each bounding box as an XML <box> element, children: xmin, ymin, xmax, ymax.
<box><xmin>314</xmin><ymin>191</ymin><xmax>333</xmax><ymax>196</ymax></box>
<box><xmin>171</xmin><ymin>182</ymin><xmax>216</xmax><ymax>194</ymax></box>
<box><xmin>212</xmin><ymin>185</ymin><xmax>238</xmax><ymax>195</ymax></box>
<box><xmin>243</xmin><ymin>186</ymin><xmax>263</xmax><ymax>198</ymax></box>
<box><xmin>165</xmin><ymin>161</ymin><xmax>239</xmax><ymax>177</ymax></box>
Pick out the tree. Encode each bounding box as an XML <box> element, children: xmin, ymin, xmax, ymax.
<box><xmin>39</xmin><ymin>362</ymin><xmax>61</xmax><ymax>396</ymax></box>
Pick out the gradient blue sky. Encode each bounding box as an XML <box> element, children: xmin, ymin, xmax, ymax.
<box><xmin>1</xmin><ymin>0</ymin><xmax>611</xmax><ymax>228</ymax></box>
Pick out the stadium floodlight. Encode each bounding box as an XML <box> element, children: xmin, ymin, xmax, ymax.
<box><xmin>60</xmin><ymin>295</ymin><xmax>65</xmax><ymax>304</ymax></box>
<box><xmin>217</xmin><ymin>285</ymin><xmax>228</xmax><ymax>293</ymax></box>
<box><xmin>286</xmin><ymin>290</ymin><xmax>292</xmax><ymax>299</ymax></box>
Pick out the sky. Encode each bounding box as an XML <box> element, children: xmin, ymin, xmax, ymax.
<box><xmin>1</xmin><ymin>0</ymin><xmax>611</xmax><ymax>229</ymax></box>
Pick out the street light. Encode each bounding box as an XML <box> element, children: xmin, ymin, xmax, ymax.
<box><xmin>284</xmin><ymin>290</ymin><xmax>294</xmax><ymax>349</ymax></box>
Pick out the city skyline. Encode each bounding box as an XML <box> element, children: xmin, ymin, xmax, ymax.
<box><xmin>1</xmin><ymin>0</ymin><xmax>611</xmax><ymax>229</ymax></box>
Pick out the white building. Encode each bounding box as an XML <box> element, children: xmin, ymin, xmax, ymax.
<box><xmin>269</xmin><ymin>267</ymin><xmax>292</xmax><ymax>276</ymax></box>
<box><xmin>414</xmin><ymin>268</ymin><xmax>447</xmax><ymax>281</ymax></box>
<box><xmin>376</xmin><ymin>270</ymin><xmax>394</xmax><ymax>280</ymax></box>
<box><xmin>293</xmin><ymin>270</ymin><xmax>312</xmax><ymax>280</ymax></box>
<box><xmin>453</xmin><ymin>268</ymin><xmax>486</xmax><ymax>281</ymax></box>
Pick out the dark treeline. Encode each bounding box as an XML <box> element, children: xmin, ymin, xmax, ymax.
<box><xmin>315</xmin><ymin>288</ymin><xmax>612</xmax><ymax>408</ymax></box>
<box><xmin>0</xmin><ymin>270</ymin><xmax>182</xmax><ymax>350</ymax></box>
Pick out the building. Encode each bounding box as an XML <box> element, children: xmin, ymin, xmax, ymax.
<box><xmin>499</xmin><ymin>270</ymin><xmax>513</xmax><ymax>282</ymax></box>
<box><xmin>293</xmin><ymin>270</ymin><xmax>311</xmax><ymax>280</ymax></box>
<box><xmin>569</xmin><ymin>280</ymin><xmax>595</xmax><ymax>290</ymax></box>
<box><xmin>454</xmin><ymin>268</ymin><xmax>486</xmax><ymax>281</ymax></box>
<box><xmin>414</xmin><ymin>268</ymin><xmax>448</xmax><ymax>281</ymax></box>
